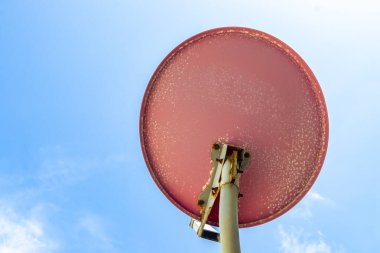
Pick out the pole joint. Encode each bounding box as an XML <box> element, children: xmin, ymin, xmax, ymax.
<box><xmin>189</xmin><ymin>143</ymin><xmax>250</xmax><ymax>243</ymax></box>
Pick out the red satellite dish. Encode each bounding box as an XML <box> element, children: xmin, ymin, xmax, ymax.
<box><xmin>140</xmin><ymin>27</ymin><xmax>328</xmax><ymax>228</ymax></box>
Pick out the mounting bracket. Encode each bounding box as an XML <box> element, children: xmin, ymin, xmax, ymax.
<box><xmin>190</xmin><ymin>143</ymin><xmax>250</xmax><ymax>246</ymax></box>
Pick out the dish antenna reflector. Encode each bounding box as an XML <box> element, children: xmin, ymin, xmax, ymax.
<box><xmin>140</xmin><ymin>27</ymin><xmax>328</xmax><ymax>253</ymax></box>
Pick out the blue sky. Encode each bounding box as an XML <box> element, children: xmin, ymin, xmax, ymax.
<box><xmin>0</xmin><ymin>1</ymin><xmax>379</xmax><ymax>252</ymax></box>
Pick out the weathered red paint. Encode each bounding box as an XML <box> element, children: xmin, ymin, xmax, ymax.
<box><xmin>140</xmin><ymin>27</ymin><xmax>329</xmax><ymax>228</ymax></box>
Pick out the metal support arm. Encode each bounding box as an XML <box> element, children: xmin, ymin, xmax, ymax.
<box><xmin>189</xmin><ymin>143</ymin><xmax>250</xmax><ymax>253</ymax></box>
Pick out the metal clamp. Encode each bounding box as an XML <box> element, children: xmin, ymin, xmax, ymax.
<box><xmin>190</xmin><ymin>143</ymin><xmax>250</xmax><ymax>242</ymax></box>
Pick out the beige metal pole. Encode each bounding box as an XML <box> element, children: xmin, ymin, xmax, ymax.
<box><xmin>219</xmin><ymin>158</ymin><xmax>241</xmax><ymax>253</ymax></box>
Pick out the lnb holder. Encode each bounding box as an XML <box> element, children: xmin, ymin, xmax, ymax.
<box><xmin>189</xmin><ymin>218</ymin><xmax>220</xmax><ymax>242</ymax></box>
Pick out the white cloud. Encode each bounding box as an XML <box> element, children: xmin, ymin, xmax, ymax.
<box><xmin>278</xmin><ymin>192</ymin><xmax>344</xmax><ymax>252</ymax></box>
<box><xmin>308</xmin><ymin>192</ymin><xmax>326</xmax><ymax>202</ymax></box>
<box><xmin>0</xmin><ymin>204</ymin><xmax>58</xmax><ymax>253</ymax></box>
<box><xmin>278</xmin><ymin>225</ymin><xmax>344</xmax><ymax>253</ymax></box>
<box><xmin>36</xmin><ymin>146</ymin><xmax>95</xmax><ymax>190</ymax></box>
<box><xmin>290</xmin><ymin>191</ymin><xmax>331</xmax><ymax>220</ymax></box>
<box><xmin>78</xmin><ymin>214</ymin><xmax>118</xmax><ymax>252</ymax></box>
<box><xmin>35</xmin><ymin>146</ymin><xmax>128</xmax><ymax>192</ymax></box>
<box><xmin>0</xmin><ymin>146</ymin><xmax>128</xmax><ymax>253</ymax></box>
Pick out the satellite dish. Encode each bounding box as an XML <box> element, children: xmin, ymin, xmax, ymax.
<box><xmin>140</xmin><ymin>27</ymin><xmax>328</xmax><ymax>253</ymax></box>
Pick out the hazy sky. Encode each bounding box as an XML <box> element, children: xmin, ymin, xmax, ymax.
<box><xmin>0</xmin><ymin>1</ymin><xmax>379</xmax><ymax>252</ymax></box>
